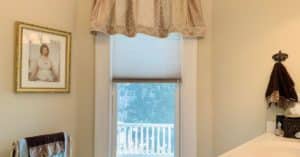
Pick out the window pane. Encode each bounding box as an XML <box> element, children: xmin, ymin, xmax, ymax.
<box><xmin>116</xmin><ymin>83</ymin><xmax>177</xmax><ymax>157</ymax></box>
<box><xmin>111</xmin><ymin>33</ymin><xmax>182</xmax><ymax>79</ymax></box>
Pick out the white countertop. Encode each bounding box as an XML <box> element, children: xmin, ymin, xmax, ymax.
<box><xmin>219</xmin><ymin>133</ymin><xmax>300</xmax><ymax>157</ymax></box>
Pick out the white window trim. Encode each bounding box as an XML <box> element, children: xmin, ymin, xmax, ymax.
<box><xmin>94</xmin><ymin>34</ymin><xmax>198</xmax><ymax>157</ymax></box>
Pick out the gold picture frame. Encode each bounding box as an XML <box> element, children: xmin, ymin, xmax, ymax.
<box><xmin>15</xmin><ymin>22</ymin><xmax>71</xmax><ymax>93</ymax></box>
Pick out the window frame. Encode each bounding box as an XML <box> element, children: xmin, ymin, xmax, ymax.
<box><xmin>94</xmin><ymin>34</ymin><xmax>198</xmax><ymax>157</ymax></box>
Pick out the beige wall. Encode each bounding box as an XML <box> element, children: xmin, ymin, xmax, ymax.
<box><xmin>0</xmin><ymin>1</ymin><xmax>213</xmax><ymax>157</ymax></box>
<box><xmin>1</xmin><ymin>0</ymin><xmax>214</xmax><ymax>157</ymax></box>
<box><xmin>197</xmin><ymin>0</ymin><xmax>214</xmax><ymax>157</ymax></box>
<box><xmin>212</xmin><ymin>0</ymin><xmax>300</xmax><ymax>156</ymax></box>
<box><xmin>7</xmin><ymin>0</ymin><xmax>297</xmax><ymax>157</ymax></box>
<box><xmin>73</xmin><ymin>0</ymin><xmax>95</xmax><ymax>156</ymax></box>
<box><xmin>0</xmin><ymin>0</ymin><xmax>94</xmax><ymax>156</ymax></box>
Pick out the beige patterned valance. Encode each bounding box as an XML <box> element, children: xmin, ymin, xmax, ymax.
<box><xmin>90</xmin><ymin>0</ymin><xmax>206</xmax><ymax>38</ymax></box>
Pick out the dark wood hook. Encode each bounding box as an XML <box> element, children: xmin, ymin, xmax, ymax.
<box><xmin>272</xmin><ymin>50</ymin><xmax>288</xmax><ymax>62</ymax></box>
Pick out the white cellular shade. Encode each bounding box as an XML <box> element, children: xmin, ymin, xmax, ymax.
<box><xmin>111</xmin><ymin>33</ymin><xmax>182</xmax><ymax>80</ymax></box>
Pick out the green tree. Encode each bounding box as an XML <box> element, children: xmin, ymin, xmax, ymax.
<box><xmin>117</xmin><ymin>83</ymin><xmax>176</xmax><ymax>123</ymax></box>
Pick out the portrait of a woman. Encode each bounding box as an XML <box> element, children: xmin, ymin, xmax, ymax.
<box><xmin>29</xmin><ymin>44</ymin><xmax>58</xmax><ymax>82</ymax></box>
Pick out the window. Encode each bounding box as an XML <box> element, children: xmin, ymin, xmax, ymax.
<box><xmin>94</xmin><ymin>34</ymin><xmax>198</xmax><ymax>157</ymax></box>
<box><xmin>113</xmin><ymin>83</ymin><xmax>179</xmax><ymax>157</ymax></box>
<box><xmin>110</xmin><ymin>33</ymin><xmax>182</xmax><ymax>157</ymax></box>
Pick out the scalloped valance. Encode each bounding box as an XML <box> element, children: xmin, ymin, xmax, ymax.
<box><xmin>90</xmin><ymin>0</ymin><xmax>206</xmax><ymax>38</ymax></box>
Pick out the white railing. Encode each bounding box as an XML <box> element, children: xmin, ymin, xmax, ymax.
<box><xmin>117</xmin><ymin>122</ymin><xmax>175</xmax><ymax>156</ymax></box>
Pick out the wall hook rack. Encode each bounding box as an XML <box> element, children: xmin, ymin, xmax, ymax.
<box><xmin>272</xmin><ymin>50</ymin><xmax>288</xmax><ymax>62</ymax></box>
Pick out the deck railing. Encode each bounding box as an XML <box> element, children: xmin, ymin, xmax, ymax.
<box><xmin>117</xmin><ymin>122</ymin><xmax>175</xmax><ymax>156</ymax></box>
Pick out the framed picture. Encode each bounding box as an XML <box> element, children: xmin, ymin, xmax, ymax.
<box><xmin>15</xmin><ymin>22</ymin><xmax>71</xmax><ymax>93</ymax></box>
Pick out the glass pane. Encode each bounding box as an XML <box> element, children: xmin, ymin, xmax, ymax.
<box><xmin>111</xmin><ymin>33</ymin><xmax>181</xmax><ymax>79</ymax></box>
<box><xmin>116</xmin><ymin>83</ymin><xmax>177</xmax><ymax>157</ymax></box>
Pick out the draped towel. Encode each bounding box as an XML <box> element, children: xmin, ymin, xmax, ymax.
<box><xmin>90</xmin><ymin>0</ymin><xmax>206</xmax><ymax>38</ymax></box>
<box><xmin>265</xmin><ymin>62</ymin><xmax>298</xmax><ymax>109</ymax></box>
<box><xmin>25</xmin><ymin>132</ymin><xmax>65</xmax><ymax>157</ymax></box>
<box><xmin>11</xmin><ymin>132</ymin><xmax>70</xmax><ymax>157</ymax></box>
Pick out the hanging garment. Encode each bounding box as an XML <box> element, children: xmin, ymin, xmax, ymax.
<box><xmin>265</xmin><ymin>62</ymin><xmax>298</xmax><ymax>109</ymax></box>
<box><xmin>12</xmin><ymin>132</ymin><xmax>70</xmax><ymax>157</ymax></box>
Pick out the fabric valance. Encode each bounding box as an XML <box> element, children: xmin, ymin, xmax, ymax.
<box><xmin>90</xmin><ymin>0</ymin><xmax>206</xmax><ymax>38</ymax></box>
